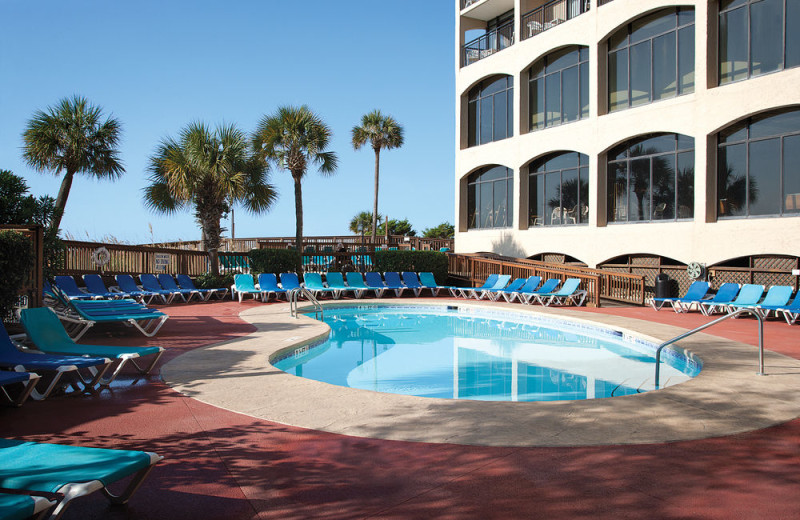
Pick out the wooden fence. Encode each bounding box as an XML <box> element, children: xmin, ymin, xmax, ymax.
<box><xmin>448</xmin><ymin>253</ymin><xmax>646</xmax><ymax>307</ymax></box>
<box><xmin>61</xmin><ymin>240</ymin><xmax>211</xmax><ymax>276</ymax></box>
<box><xmin>153</xmin><ymin>235</ymin><xmax>453</xmax><ymax>253</ymax></box>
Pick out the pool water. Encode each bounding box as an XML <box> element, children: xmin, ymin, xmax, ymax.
<box><xmin>273</xmin><ymin>305</ymin><xmax>700</xmax><ymax>402</ymax></box>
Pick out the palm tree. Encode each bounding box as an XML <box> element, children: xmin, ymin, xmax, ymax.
<box><xmin>22</xmin><ymin>95</ymin><xmax>124</xmax><ymax>234</ymax></box>
<box><xmin>349</xmin><ymin>211</ymin><xmax>381</xmax><ymax>235</ymax></box>
<box><xmin>143</xmin><ymin>122</ymin><xmax>276</xmax><ymax>276</ymax></box>
<box><xmin>253</xmin><ymin>106</ymin><xmax>338</xmax><ymax>273</ymax></box>
<box><xmin>351</xmin><ymin>110</ymin><xmax>404</xmax><ymax>240</ymax></box>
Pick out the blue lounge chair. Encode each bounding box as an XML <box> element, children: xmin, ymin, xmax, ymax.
<box><xmin>176</xmin><ymin>274</ymin><xmax>228</xmax><ymax>301</ymax></box>
<box><xmin>232</xmin><ymin>274</ymin><xmax>262</xmax><ymax>302</ymax></box>
<box><xmin>729</xmin><ymin>285</ymin><xmax>794</xmax><ymax>318</ymax></box>
<box><xmin>481</xmin><ymin>277</ymin><xmax>526</xmax><ymax>301</ymax></box>
<box><xmin>651</xmin><ymin>281</ymin><xmax>710</xmax><ymax>313</ymax></box>
<box><xmin>461</xmin><ymin>274</ymin><xmax>511</xmax><ymax>299</ymax></box>
<box><xmin>382</xmin><ymin>272</ymin><xmax>409</xmax><ymax>297</ymax></box>
<box><xmin>531</xmin><ymin>278</ymin><xmax>588</xmax><ymax>306</ymax></box>
<box><xmin>303</xmin><ymin>272</ymin><xmax>339</xmax><ymax>299</ymax></box>
<box><xmin>418</xmin><ymin>272</ymin><xmax>452</xmax><ymax>297</ymax></box>
<box><xmin>115</xmin><ymin>274</ymin><xmax>161</xmax><ymax>305</ymax></box>
<box><xmin>519</xmin><ymin>278</ymin><xmax>561</xmax><ymax>305</ymax></box>
<box><xmin>347</xmin><ymin>272</ymin><xmax>382</xmax><ymax>298</ymax></box>
<box><xmin>21</xmin><ymin>307</ymin><xmax>165</xmax><ymax>386</ymax></box>
<box><xmin>258</xmin><ymin>273</ymin><xmax>287</xmax><ymax>301</ymax></box>
<box><xmin>701</xmin><ymin>284</ymin><xmax>762</xmax><ymax>315</ymax></box>
<box><xmin>499</xmin><ymin>276</ymin><xmax>541</xmax><ymax>303</ymax></box>
<box><xmin>83</xmin><ymin>274</ymin><xmax>129</xmax><ymax>299</ymax></box>
<box><xmin>280</xmin><ymin>272</ymin><xmax>302</xmax><ymax>292</ymax></box>
<box><xmin>54</xmin><ymin>276</ymin><xmax>101</xmax><ymax>300</ymax></box>
<box><xmin>157</xmin><ymin>274</ymin><xmax>200</xmax><ymax>302</ymax></box>
<box><xmin>401</xmin><ymin>272</ymin><xmax>425</xmax><ymax>297</ymax></box>
<box><xmin>0</xmin><ymin>371</ymin><xmax>40</xmax><ymax>407</ymax></box>
<box><xmin>454</xmin><ymin>273</ymin><xmax>500</xmax><ymax>299</ymax></box>
<box><xmin>364</xmin><ymin>272</ymin><xmax>390</xmax><ymax>298</ymax></box>
<box><xmin>766</xmin><ymin>296</ymin><xmax>800</xmax><ymax>325</ymax></box>
<box><xmin>695</xmin><ymin>283</ymin><xmax>740</xmax><ymax>316</ymax></box>
<box><xmin>326</xmin><ymin>272</ymin><xmax>364</xmax><ymax>299</ymax></box>
<box><xmin>0</xmin><ymin>321</ymin><xmax>111</xmax><ymax>399</ymax></box>
<box><xmin>0</xmin><ymin>438</ymin><xmax>161</xmax><ymax>519</ymax></box>
<box><xmin>0</xmin><ymin>493</ymin><xmax>54</xmax><ymax>520</ymax></box>
<box><xmin>139</xmin><ymin>274</ymin><xmax>182</xmax><ymax>304</ymax></box>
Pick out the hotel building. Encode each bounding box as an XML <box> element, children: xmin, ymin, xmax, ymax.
<box><xmin>455</xmin><ymin>0</ymin><xmax>800</xmax><ymax>285</ymax></box>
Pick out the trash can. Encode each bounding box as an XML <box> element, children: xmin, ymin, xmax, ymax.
<box><xmin>655</xmin><ymin>274</ymin><xmax>671</xmax><ymax>299</ymax></box>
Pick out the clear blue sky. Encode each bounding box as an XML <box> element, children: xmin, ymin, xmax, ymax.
<box><xmin>0</xmin><ymin>1</ymin><xmax>455</xmax><ymax>244</ymax></box>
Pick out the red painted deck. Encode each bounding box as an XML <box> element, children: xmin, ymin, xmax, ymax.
<box><xmin>2</xmin><ymin>300</ymin><xmax>799</xmax><ymax>519</ymax></box>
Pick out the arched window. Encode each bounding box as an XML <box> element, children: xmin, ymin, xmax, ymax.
<box><xmin>528</xmin><ymin>152</ymin><xmax>589</xmax><ymax>227</ymax></box>
<box><xmin>608</xmin><ymin>7</ymin><xmax>695</xmax><ymax>112</ymax></box>
<box><xmin>607</xmin><ymin>134</ymin><xmax>695</xmax><ymax>223</ymax></box>
<box><xmin>467</xmin><ymin>75</ymin><xmax>514</xmax><ymax>147</ymax></box>
<box><xmin>467</xmin><ymin>165</ymin><xmax>513</xmax><ymax>229</ymax></box>
<box><xmin>719</xmin><ymin>0</ymin><xmax>800</xmax><ymax>84</ymax></box>
<box><xmin>718</xmin><ymin>108</ymin><xmax>800</xmax><ymax>218</ymax></box>
<box><xmin>529</xmin><ymin>46</ymin><xmax>589</xmax><ymax>131</ymax></box>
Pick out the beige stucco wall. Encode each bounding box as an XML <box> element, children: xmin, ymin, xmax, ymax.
<box><xmin>455</xmin><ymin>0</ymin><xmax>800</xmax><ymax>267</ymax></box>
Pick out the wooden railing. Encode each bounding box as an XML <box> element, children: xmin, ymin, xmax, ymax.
<box><xmin>153</xmin><ymin>235</ymin><xmax>453</xmax><ymax>253</ymax></box>
<box><xmin>61</xmin><ymin>240</ymin><xmax>211</xmax><ymax>276</ymax></box>
<box><xmin>448</xmin><ymin>253</ymin><xmax>645</xmax><ymax>307</ymax></box>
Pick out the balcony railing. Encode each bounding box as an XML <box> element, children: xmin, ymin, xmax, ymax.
<box><xmin>461</xmin><ymin>0</ymin><xmax>480</xmax><ymax>9</ymax></box>
<box><xmin>521</xmin><ymin>0</ymin><xmax>589</xmax><ymax>41</ymax></box>
<box><xmin>462</xmin><ymin>20</ymin><xmax>514</xmax><ymax>67</ymax></box>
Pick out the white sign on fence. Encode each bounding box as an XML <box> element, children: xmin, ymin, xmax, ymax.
<box><xmin>154</xmin><ymin>253</ymin><xmax>171</xmax><ymax>272</ymax></box>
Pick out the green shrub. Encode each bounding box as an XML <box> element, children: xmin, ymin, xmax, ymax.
<box><xmin>193</xmin><ymin>272</ymin><xmax>234</xmax><ymax>290</ymax></box>
<box><xmin>0</xmin><ymin>231</ymin><xmax>35</xmax><ymax>320</ymax></box>
<box><xmin>249</xmin><ymin>248</ymin><xmax>300</xmax><ymax>274</ymax></box>
<box><xmin>373</xmin><ymin>250</ymin><xmax>448</xmax><ymax>281</ymax></box>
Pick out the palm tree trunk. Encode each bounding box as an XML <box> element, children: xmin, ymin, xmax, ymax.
<box><xmin>293</xmin><ymin>175</ymin><xmax>304</xmax><ymax>274</ymax></box>
<box><xmin>202</xmin><ymin>215</ymin><xmax>223</xmax><ymax>277</ymax></box>
<box><xmin>371</xmin><ymin>148</ymin><xmax>381</xmax><ymax>242</ymax></box>
<box><xmin>50</xmin><ymin>169</ymin><xmax>75</xmax><ymax>233</ymax></box>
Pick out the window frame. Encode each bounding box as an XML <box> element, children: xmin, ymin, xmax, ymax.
<box><xmin>467</xmin><ymin>75</ymin><xmax>514</xmax><ymax>147</ymax></box>
<box><xmin>467</xmin><ymin>165</ymin><xmax>514</xmax><ymax>230</ymax></box>
<box><xmin>528</xmin><ymin>46</ymin><xmax>590</xmax><ymax>132</ymax></box>
<box><xmin>528</xmin><ymin>152</ymin><xmax>590</xmax><ymax>228</ymax></box>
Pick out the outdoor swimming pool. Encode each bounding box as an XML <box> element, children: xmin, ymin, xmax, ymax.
<box><xmin>273</xmin><ymin>305</ymin><xmax>701</xmax><ymax>402</ymax></box>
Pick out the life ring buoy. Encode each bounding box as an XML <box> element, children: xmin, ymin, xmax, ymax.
<box><xmin>92</xmin><ymin>247</ymin><xmax>111</xmax><ymax>267</ymax></box>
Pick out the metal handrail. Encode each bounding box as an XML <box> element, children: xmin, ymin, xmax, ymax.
<box><xmin>288</xmin><ymin>287</ymin><xmax>323</xmax><ymax>320</ymax></box>
<box><xmin>654</xmin><ymin>308</ymin><xmax>765</xmax><ymax>388</ymax></box>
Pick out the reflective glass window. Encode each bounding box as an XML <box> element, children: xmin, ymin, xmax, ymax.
<box><xmin>467</xmin><ymin>76</ymin><xmax>514</xmax><ymax>147</ymax></box>
<box><xmin>467</xmin><ymin>166</ymin><xmax>514</xmax><ymax>229</ymax></box>
<box><xmin>528</xmin><ymin>46</ymin><xmax>590</xmax><ymax>132</ymax></box>
<box><xmin>528</xmin><ymin>152</ymin><xmax>589</xmax><ymax>227</ymax></box>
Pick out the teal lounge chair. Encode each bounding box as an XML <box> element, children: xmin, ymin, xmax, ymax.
<box><xmin>418</xmin><ymin>272</ymin><xmax>451</xmax><ymax>297</ymax></box>
<box><xmin>500</xmin><ymin>276</ymin><xmax>541</xmax><ymax>303</ymax></box>
<box><xmin>0</xmin><ymin>371</ymin><xmax>40</xmax><ymax>407</ymax></box>
<box><xmin>701</xmin><ymin>284</ymin><xmax>761</xmax><ymax>315</ymax></box>
<box><xmin>695</xmin><ymin>283</ymin><xmax>740</xmax><ymax>316</ymax></box>
<box><xmin>326</xmin><ymin>272</ymin><xmax>365</xmax><ymax>299</ymax></box>
<box><xmin>348</xmin><ymin>272</ymin><xmax>383</xmax><ymax>298</ymax></box>
<box><xmin>157</xmin><ymin>274</ymin><xmax>200</xmax><ymax>302</ymax></box>
<box><xmin>54</xmin><ymin>276</ymin><xmax>102</xmax><ymax>300</ymax></box>
<box><xmin>382</xmin><ymin>272</ymin><xmax>409</xmax><ymax>297</ymax></box>
<box><xmin>531</xmin><ymin>278</ymin><xmax>588</xmax><ymax>306</ymax></box>
<box><xmin>756</xmin><ymin>293</ymin><xmax>800</xmax><ymax>324</ymax></box>
<box><xmin>303</xmin><ymin>273</ymin><xmax>339</xmax><ymax>299</ymax></box>
<box><xmin>481</xmin><ymin>277</ymin><xmax>526</xmax><ymax>301</ymax></box>
<box><xmin>729</xmin><ymin>285</ymin><xmax>794</xmax><ymax>318</ymax></box>
<box><xmin>176</xmin><ymin>274</ymin><xmax>228</xmax><ymax>300</ymax></box>
<box><xmin>455</xmin><ymin>273</ymin><xmax>500</xmax><ymax>299</ymax></box>
<box><xmin>83</xmin><ymin>274</ymin><xmax>129</xmax><ymax>299</ymax></box>
<box><xmin>519</xmin><ymin>278</ymin><xmax>561</xmax><ymax>305</ymax></box>
<box><xmin>651</xmin><ymin>281</ymin><xmax>710</xmax><ymax>313</ymax></box>
<box><xmin>232</xmin><ymin>274</ymin><xmax>262</xmax><ymax>302</ymax></box>
<box><xmin>0</xmin><ymin>438</ymin><xmax>161</xmax><ymax>520</ymax></box>
<box><xmin>461</xmin><ymin>274</ymin><xmax>511</xmax><ymax>299</ymax></box>
<box><xmin>258</xmin><ymin>273</ymin><xmax>287</xmax><ymax>301</ymax></box>
<box><xmin>0</xmin><ymin>493</ymin><xmax>54</xmax><ymax>520</ymax></box>
<box><xmin>21</xmin><ymin>307</ymin><xmax>164</xmax><ymax>386</ymax></box>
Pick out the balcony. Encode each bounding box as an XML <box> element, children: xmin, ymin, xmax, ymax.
<box><xmin>461</xmin><ymin>0</ymin><xmax>515</xmax><ymax>21</ymax></box>
<box><xmin>461</xmin><ymin>20</ymin><xmax>514</xmax><ymax>67</ymax></box>
<box><xmin>521</xmin><ymin>0</ymin><xmax>590</xmax><ymax>41</ymax></box>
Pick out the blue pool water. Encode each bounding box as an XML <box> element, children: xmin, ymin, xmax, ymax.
<box><xmin>273</xmin><ymin>305</ymin><xmax>701</xmax><ymax>402</ymax></box>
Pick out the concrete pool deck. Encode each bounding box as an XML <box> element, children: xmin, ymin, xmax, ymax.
<box><xmin>162</xmin><ymin>299</ymin><xmax>800</xmax><ymax>447</ymax></box>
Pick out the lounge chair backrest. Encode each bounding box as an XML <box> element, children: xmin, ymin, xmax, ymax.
<box><xmin>346</xmin><ymin>272</ymin><xmax>368</xmax><ymax>288</ymax></box>
<box><xmin>519</xmin><ymin>276</ymin><xmax>542</xmax><ymax>292</ymax></box>
<box><xmin>234</xmin><ymin>274</ymin><xmax>257</xmax><ymax>291</ymax></box>
<box><xmin>54</xmin><ymin>276</ymin><xmax>85</xmax><ymax>297</ymax></box>
<box><xmin>258</xmin><ymin>273</ymin><xmax>281</xmax><ymax>291</ymax></box>
<box><xmin>555</xmin><ymin>278</ymin><xmax>581</xmax><ymax>295</ymax></box>
<box><xmin>401</xmin><ymin>272</ymin><xmax>423</xmax><ymax>288</ymax></box>
<box><xmin>176</xmin><ymin>274</ymin><xmax>199</xmax><ymax>290</ymax></box>
<box><xmin>758</xmin><ymin>285</ymin><xmax>793</xmax><ymax>307</ymax></box>
<box><xmin>384</xmin><ymin>272</ymin><xmax>405</xmax><ymax>287</ymax></box>
<box><xmin>710</xmin><ymin>283</ymin><xmax>740</xmax><ymax>303</ymax></box>
<box><xmin>157</xmin><ymin>274</ymin><xmax>180</xmax><ymax>290</ymax></box>
<box><xmin>140</xmin><ymin>274</ymin><xmax>165</xmax><ymax>292</ymax></box>
<box><xmin>536</xmin><ymin>279</ymin><xmax>561</xmax><ymax>294</ymax></box>
<box><xmin>500</xmin><ymin>278</ymin><xmax>527</xmax><ymax>292</ymax></box>
<box><xmin>489</xmin><ymin>274</ymin><xmax>512</xmax><ymax>290</ymax></box>
<box><xmin>682</xmin><ymin>281</ymin><xmax>710</xmax><ymax>300</ymax></box>
<box><xmin>418</xmin><ymin>272</ymin><xmax>439</xmax><ymax>287</ymax></box>
<box><xmin>731</xmin><ymin>284</ymin><xmax>765</xmax><ymax>305</ymax></box>
<box><xmin>116</xmin><ymin>275</ymin><xmax>142</xmax><ymax>293</ymax></box>
<box><xmin>20</xmin><ymin>307</ymin><xmax>74</xmax><ymax>347</ymax></box>
<box><xmin>365</xmin><ymin>272</ymin><xmax>387</xmax><ymax>288</ymax></box>
<box><xmin>83</xmin><ymin>274</ymin><xmax>110</xmax><ymax>295</ymax></box>
<box><xmin>326</xmin><ymin>272</ymin><xmax>346</xmax><ymax>288</ymax></box>
<box><xmin>280</xmin><ymin>273</ymin><xmax>301</xmax><ymax>290</ymax></box>
<box><xmin>303</xmin><ymin>273</ymin><xmax>325</xmax><ymax>289</ymax></box>
<box><xmin>479</xmin><ymin>274</ymin><xmax>499</xmax><ymax>289</ymax></box>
